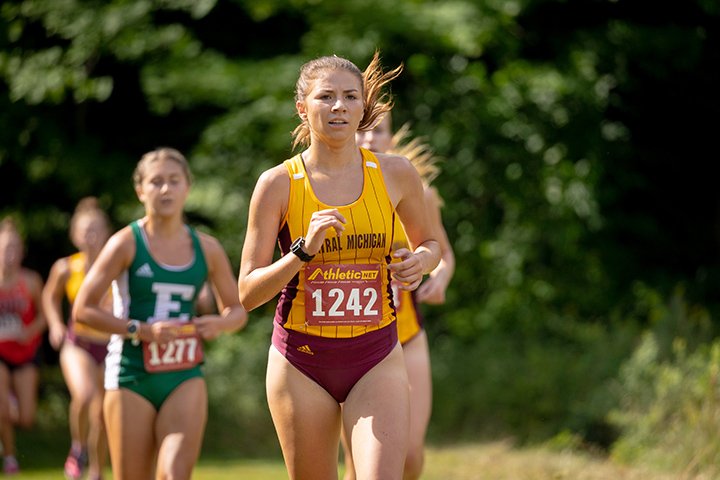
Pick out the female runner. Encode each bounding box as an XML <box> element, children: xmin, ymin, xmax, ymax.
<box><xmin>43</xmin><ymin>197</ymin><xmax>113</xmax><ymax>480</ymax></box>
<box><xmin>0</xmin><ymin>217</ymin><xmax>46</xmax><ymax>475</ymax></box>
<box><xmin>342</xmin><ymin>112</ymin><xmax>455</xmax><ymax>480</ymax></box>
<box><xmin>73</xmin><ymin>148</ymin><xmax>248</xmax><ymax>479</ymax></box>
<box><xmin>238</xmin><ymin>52</ymin><xmax>440</xmax><ymax>479</ymax></box>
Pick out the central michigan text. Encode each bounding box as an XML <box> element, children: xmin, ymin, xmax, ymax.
<box><xmin>319</xmin><ymin>233</ymin><xmax>387</xmax><ymax>254</ymax></box>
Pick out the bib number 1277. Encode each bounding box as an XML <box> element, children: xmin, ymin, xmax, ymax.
<box><xmin>142</xmin><ymin>322</ymin><xmax>204</xmax><ymax>372</ymax></box>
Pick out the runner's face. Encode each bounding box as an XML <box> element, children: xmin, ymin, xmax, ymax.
<box><xmin>72</xmin><ymin>213</ymin><xmax>109</xmax><ymax>252</ymax></box>
<box><xmin>300</xmin><ymin>69</ymin><xmax>364</xmax><ymax>145</ymax></box>
<box><xmin>0</xmin><ymin>231</ymin><xmax>23</xmax><ymax>271</ymax></box>
<box><xmin>136</xmin><ymin>158</ymin><xmax>190</xmax><ymax>218</ymax></box>
<box><xmin>356</xmin><ymin>115</ymin><xmax>392</xmax><ymax>153</ymax></box>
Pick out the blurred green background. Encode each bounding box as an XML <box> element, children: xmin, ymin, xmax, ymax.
<box><xmin>2</xmin><ymin>0</ymin><xmax>720</xmax><ymax>476</ymax></box>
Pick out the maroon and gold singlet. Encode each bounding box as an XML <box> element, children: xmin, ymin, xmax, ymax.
<box><xmin>274</xmin><ymin>148</ymin><xmax>397</xmax><ymax>338</ymax></box>
<box><xmin>64</xmin><ymin>252</ymin><xmax>109</xmax><ymax>364</ymax></box>
<box><xmin>65</xmin><ymin>252</ymin><xmax>111</xmax><ymax>343</ymax></box>
<box><xmin>391</xmin><ymin>225</ymin><xmax>424</xmax><ymax>344</ymax></box>
<box><xmin>271</xmin><ymin>149</ymin><xmax>399</xmax><ymax>402</ymax></box>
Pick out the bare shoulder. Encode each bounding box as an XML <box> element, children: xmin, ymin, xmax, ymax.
<box><xmin>102</xmin><ymin>225</ymin><xmax>137</xmax><ymax>264</ymax></box>
<box><xmin>108</xmin><ymin>225</ymin><xmax>135</xmax><ymax>247</ymax></box>
<box><xmin>21</xmin><ymin>267</ymin><xmax>44</xmax><ymax>292</ymax></box>
<box><xmin>196</xmin><ymin>231</ymin><xmax>225</xmax><ymax>258</ymax></box>
<box><xmin>375</xmin><ymin>152</ymin><xmax>415</xmax><ymax>177</ymax></box>
<box><xmin>249</xmin><ymin>163</ymin><xmax>291</xmax><ymax>223</ymax></box>
<box><xmin>255</xmin><ymin>163</ymin><xmax>291</xmax><ymax>194</ymax></box>
<box><xmin>424</xmin><ymin>185</ymin><xmax>442</xmax><ymax>206</ymax></box>
<box><xmin>376</xmin><ymin>152</ymin><xmax>423</xmax><ymax>206</ymax></box>
<box><xmin>48</xmin><ymin>255</ymin><xmax>72</xmax><ymax>279</ymax></box>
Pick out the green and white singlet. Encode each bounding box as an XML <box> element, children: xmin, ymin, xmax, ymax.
<box><xmin>105</xmin><ymin>221</ymin><xmax>208</xmax><ymax>401</ymax></box>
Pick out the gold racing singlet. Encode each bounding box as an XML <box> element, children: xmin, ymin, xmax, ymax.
<box><xmin>65</xmin><ymin>252</ymin><xmax>111</xmax><ymax>342</ymax></box>
<box><xmin>391</xmin><ymin>224</ymin><xmax>423</xmax><ymax>344</ymax></box>
<box><xmin>274</xmin><ymin>149</ymin><xmax>397</xmax><ymax>339</ymax></box>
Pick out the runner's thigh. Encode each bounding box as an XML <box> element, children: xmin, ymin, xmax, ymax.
<box><xmin>104</xmin><ymin>389</ymin><xmax>157</xmax><ymax>479</ymax></box>
<box><xmin>155</xmin><ymin>377</ymin><xmax>208</xmax><ymax>480</ymax></box>
<box><xmin>343</xmin><ymin>343</ymin><xmax>409</xmax><ymax>480</ymax></box>
<box><xmin>266</xmin><ymin>346</ymin><xmax>341</xmax><ymax>479</ymax></box>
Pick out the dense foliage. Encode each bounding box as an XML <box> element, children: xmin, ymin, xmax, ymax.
<box><xmin>2</xmin><ymin>0</ymin><xmax>719</xmax><ymax>472</ymax></box>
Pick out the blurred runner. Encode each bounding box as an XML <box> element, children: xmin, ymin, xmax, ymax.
<box><xmin>0</xmin><ymin>217</ymin><xmax>46</xmax><ymax>475</ymax></box>
<box><xmin>43</xmin><ymin>197</ymin><xmax>113</xmax><ymax>480</ymax></box>
<box><xmin>73</xmin><ymin>148</ymin><xmax>248</xmax><ymax>479</ymax></box>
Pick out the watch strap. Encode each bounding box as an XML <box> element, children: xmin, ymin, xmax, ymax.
<box><xmin>291</xmin><ymin>237</ymin><xmax>315</xmax><ymax>262</ymax></box>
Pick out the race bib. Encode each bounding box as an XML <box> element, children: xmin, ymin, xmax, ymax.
<box><xmin>0</xmin><ymin>313</ymin><xmax>22</xmax><ymax>341</ymax></box>
<box><xmin>304</xmin><ymin>264</ymin><xmax>383</xmax><ymax>326</ymax></box>
<box><xmin>142</xmin><ymin>321</ymin><xmax>204</xmax><ymax>373</ymax></box>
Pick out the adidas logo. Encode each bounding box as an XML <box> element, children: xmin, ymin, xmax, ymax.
<box><xmin>135</xmin><ymin>263</ymin><xmax>154</xmax><ymax>278</ymax></box>
<box><xmin>297</xmin><ymin>344</ymin><xmax>314</xmax><ymax>355</ymax></box>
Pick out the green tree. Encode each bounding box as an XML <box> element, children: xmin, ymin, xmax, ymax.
<box><xmin>2</xmin><ymin>0</ymin><xmax>719</xmax><ymax>458</ymax></box>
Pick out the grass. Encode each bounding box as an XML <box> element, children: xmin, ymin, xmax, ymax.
<box><xmin>16</xmin><ymin>440</ymin><xmax>681</xmax><ymax>479</ymax></box>
<box><xmin>420</xmin><ymin>441</ymin><xmax>678</xmax><ymax>480</ymax></box>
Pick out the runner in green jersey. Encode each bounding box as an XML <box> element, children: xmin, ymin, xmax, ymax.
<box><xmin>73</xmin><ymin>147</ymin><xmax>247</xmax><ymax>480</ymax></box>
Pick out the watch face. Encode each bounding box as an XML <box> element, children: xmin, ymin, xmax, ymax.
<box><xmin>291</xmin><ymin>237</ymin><xmax>313</xmax><ymax>261</ymax></box>
<box><xmin>128</xmin><ymin>322</ymin><xmax>138</xmax><ymax>333</ymax></box>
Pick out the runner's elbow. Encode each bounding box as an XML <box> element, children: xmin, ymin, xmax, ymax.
<box><xmin>237</xmin><ymin>287</ymin><xmax>259</xmax><ymax>312</ymax></box>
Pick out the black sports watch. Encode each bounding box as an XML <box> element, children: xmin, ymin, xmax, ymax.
<box><xmin>290</xmin><ymin>237</ymin><xmax>315</xmax><ymax>262</ymax></box>
<box><xmin>127</xmin><ymin>319</ymin><xmax>141</xmax><ymax>346</ymax></box>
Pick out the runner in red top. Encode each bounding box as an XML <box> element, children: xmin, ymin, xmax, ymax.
<box><xmin>0</xmin><ymin>217</ymin><xmax>46</xmax><ymax>475</ymax></box>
